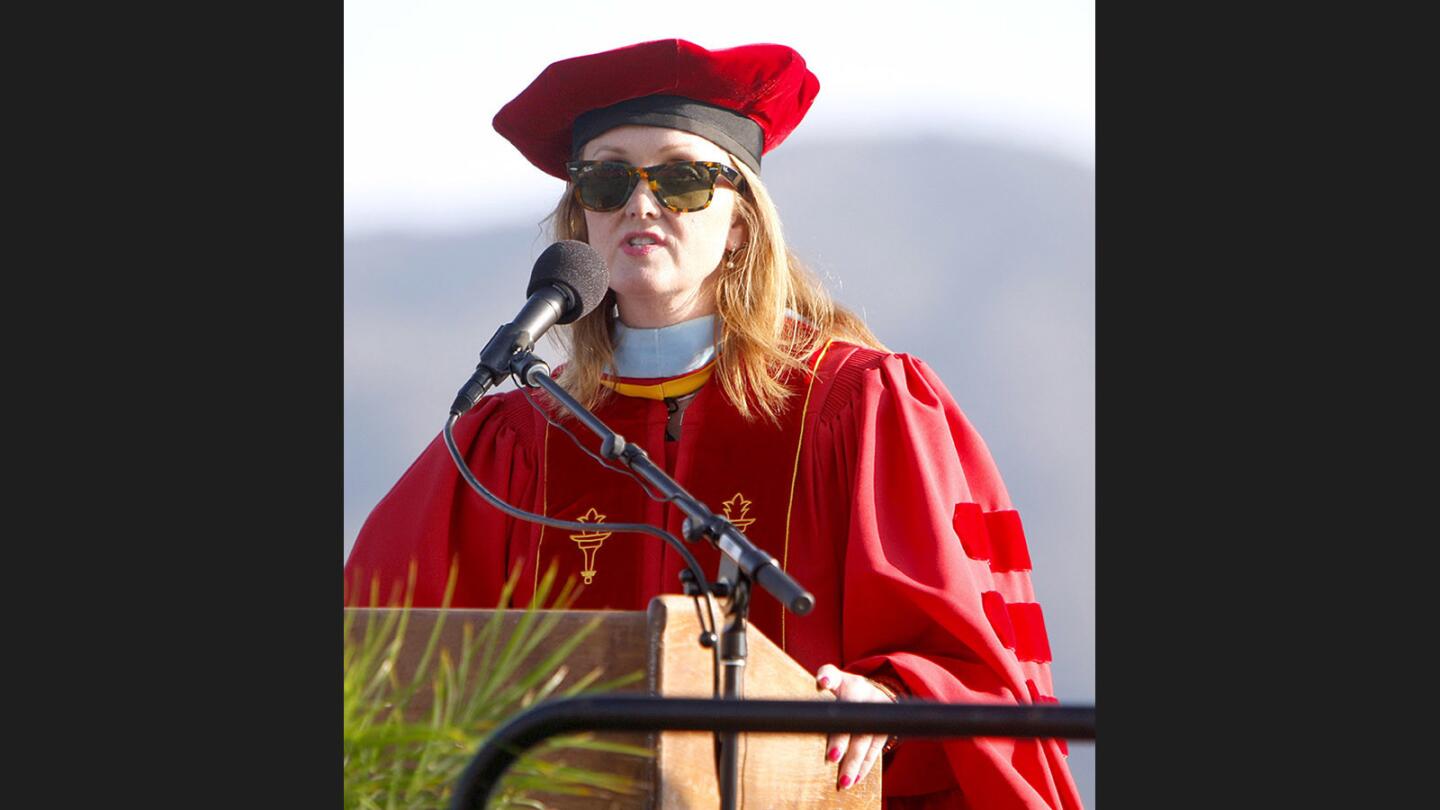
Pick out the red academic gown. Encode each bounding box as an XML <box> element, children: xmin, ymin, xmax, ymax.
<box><xmin>346</xmin><ymin>340</ymin><xmax>1083</xmax><ymax>809</ymax></box>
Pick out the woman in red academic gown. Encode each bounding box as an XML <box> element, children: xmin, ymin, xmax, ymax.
<box><xmin>346</xmin><ymin>39</ymin><xmax>1082</xmax><ymax>810</ymax></box>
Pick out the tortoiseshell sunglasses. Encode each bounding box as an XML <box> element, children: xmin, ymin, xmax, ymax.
<box><xmin>565</xmin><ymin>160</ymin><xmax>746</xmax><ymax>213</ymax></box>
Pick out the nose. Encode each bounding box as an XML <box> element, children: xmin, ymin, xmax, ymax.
<box><xmin>624</xmin><ymin>174</ymin><xmax>663</xmax><ymax>219</ymax></box>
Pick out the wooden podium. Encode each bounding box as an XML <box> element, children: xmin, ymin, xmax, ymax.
<box><xmin>346</xmin><ymin>595</ymin><xmax>878</xmax><ymax>808</ymax></box>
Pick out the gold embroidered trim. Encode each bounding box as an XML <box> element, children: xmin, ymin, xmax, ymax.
<box><xmin>534</xmin><ymin>419</ymin><xmax>551</xmax><ymax>600</ymax></box>
<box><xmin>781</xmin><ymin>339</ymin><xmax>834</xmax><ymax>651</ymax></box>
<box><xmin>599</xmin><ymin>361</ymin><xmax>716</xmax><ymax>400</ymax></box>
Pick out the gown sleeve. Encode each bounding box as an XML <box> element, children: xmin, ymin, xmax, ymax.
<box><xmin>343</xmin><ymin>392</ymin><xmax>541</xmax><ymax>609</ymax></box>
<box><xmin>829</xmin><ymin>352</ymin><xmax>1082</xmax><ymax>810</ymax></box>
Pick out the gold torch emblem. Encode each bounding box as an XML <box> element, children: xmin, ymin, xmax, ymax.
<box><xmin>569</xmin><ymin>507</ymin><xmax>612</xmax><ymax>585</ymax></box>
<box><xmin>722</xmin><ymin>493</ymin><xmax>756</xmax><ymax>531</ymax></box>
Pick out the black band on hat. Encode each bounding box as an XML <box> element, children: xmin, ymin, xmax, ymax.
<box><xmin>571</xmin><ymin>95</ymin><xmax>764</xmax><ymax>175</ymax></box>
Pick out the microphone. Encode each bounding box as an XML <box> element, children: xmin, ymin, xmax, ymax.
<box><xmin>450</xmin><ymin>240</ymin><xmax>609</xmax><ymax>415</ymax></box>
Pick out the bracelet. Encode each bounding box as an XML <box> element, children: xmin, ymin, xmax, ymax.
<box><xmin>867</xmin><ymin>677</ymin><xmax>901</xmax><ymax>702</ymax></box>
<box><xmin>865</xmin><ymin>675</ymin><xmax>905</xmax><ymax>754</ymax></box>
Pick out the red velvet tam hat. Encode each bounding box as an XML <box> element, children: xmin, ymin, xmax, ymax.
<box><xmin>493</xmin><ymin>39</ymin><xmax>820</xmax><ymax>181</ymax></box>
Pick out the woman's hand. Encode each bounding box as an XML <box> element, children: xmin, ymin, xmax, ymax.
<box><xmin>815</xmin><ymin>663</ymin><xmax>895</xmax><ymax>791</ymax></box>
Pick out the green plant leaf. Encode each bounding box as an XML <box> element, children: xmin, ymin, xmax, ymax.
<box><xmin>344</xmin><ymin>560</ymin><xmax>649</xmax><ymax>809</ymax></box>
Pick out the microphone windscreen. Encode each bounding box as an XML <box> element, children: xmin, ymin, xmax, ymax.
<box><xmin>527</xmin><ymin>240</ymin><xmax>610</xmax><ymax>324</ymax></box>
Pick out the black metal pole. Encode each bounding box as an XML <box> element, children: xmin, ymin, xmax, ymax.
<box><xmin>448</xmin><ymin>695</ymin><xmax>1095</xmax><ymax>810</ymax></box>
<box><xmin>715</xmin><ymin>577</ymin><xmax>750</xmax><ymax>810</ymax></box>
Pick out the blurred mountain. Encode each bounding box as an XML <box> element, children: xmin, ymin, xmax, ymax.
<box><xmin>345</xmin><ymin>134</ymin><xmax>1095</xmax><ymax>802</ymax></box>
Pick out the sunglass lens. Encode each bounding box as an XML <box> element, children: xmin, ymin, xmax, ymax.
<box><xmin>577</xmin><ymin>164</ymin><xmax>635</xmax><ymax>210</ymax></box>
<box><xmin>654</xmin><ymin>163</ymin><xmax>714</xmax><ymax>211</ymax></box>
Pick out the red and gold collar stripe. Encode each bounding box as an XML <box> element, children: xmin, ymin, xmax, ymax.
<box><xmin>599</xmin><ymin>361</ymin><xmax>716</xmax><ymax>400</ymax></box>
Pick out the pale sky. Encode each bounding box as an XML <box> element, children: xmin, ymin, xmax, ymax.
<box><xmin>344</xmin><ymin>0</ymin><xmax>1095</xmax><ymax>234</ymax></box>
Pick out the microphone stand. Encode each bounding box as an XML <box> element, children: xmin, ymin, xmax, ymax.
<box><xmin>509</xmin><ymin>351</ymin><xmax>811</xmax><ymax>810</ymax></box>
<box><xmin>712</xmin><ymin>562</ymin><xmax>750</xmax><ymax>810</ymax></box>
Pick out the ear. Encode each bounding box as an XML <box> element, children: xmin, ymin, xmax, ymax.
<box><xmin>727</xmin><ymin>216</ymin><xmax>748</xmax><ymax>253</ymax></box>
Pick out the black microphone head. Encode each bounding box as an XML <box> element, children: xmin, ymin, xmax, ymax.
<box><xmin>527</xmin><ymin>240</ymin><xmax>609</xmax><ymax>324</ymax></box>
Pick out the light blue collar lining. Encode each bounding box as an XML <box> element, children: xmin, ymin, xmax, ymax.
<box><xmin>610</xmin><ymin>314</ymin><xmax>718</xmax><ymax>378</ymax></box>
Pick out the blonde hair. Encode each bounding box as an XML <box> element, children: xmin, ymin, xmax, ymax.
<box><xmin>545</xmin><ymin>157</ymin><xmax>886</xmax><ymax>425</ymax></box>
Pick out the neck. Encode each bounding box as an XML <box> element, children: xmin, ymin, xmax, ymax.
<box><xmin>613</xmin><ymin>288</ymin><xmax>716</xmax><ymax>329</ymax></box>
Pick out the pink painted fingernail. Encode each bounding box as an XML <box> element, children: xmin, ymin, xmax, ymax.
<box><xmin>839</xmin><ymin>775</ymin><xmax>853</xmax><ymax>789</ymax></box>
<box><xmin>827</xmin><ymin>747</ymin><xmax>841</xmax><ymax>762</ymax></box>
<box><xmin>818</xmin><ymin>676</ymin><xmax>832</xmax><ymax>688</ymax></box>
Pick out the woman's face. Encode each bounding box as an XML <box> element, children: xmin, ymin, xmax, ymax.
<box><xmin>579</xmin><ymin>125</ymin><xmax>746</xmax><ymax>328</ymax></box>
